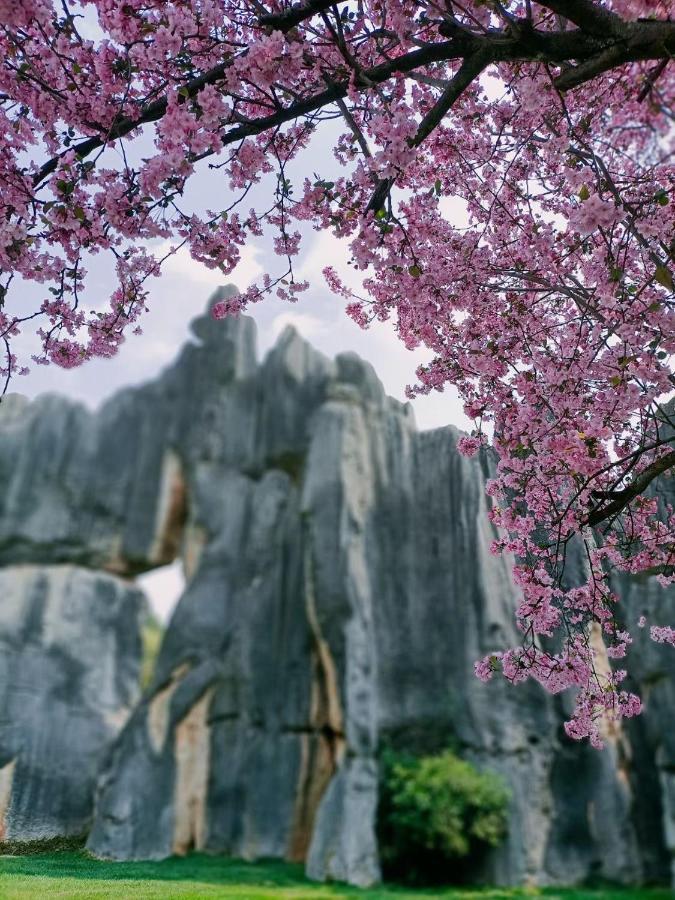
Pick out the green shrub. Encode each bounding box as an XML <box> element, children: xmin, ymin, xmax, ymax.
<box><xmin>378</xmin><ymin>749</ymin><xmax>510</xmax><ymax>884</ymax></box>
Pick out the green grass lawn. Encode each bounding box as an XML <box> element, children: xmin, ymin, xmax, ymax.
<box><xmin>0</xmin><ymin>852</ymin><xmax>671</xmax><ymax>900</ymax></box>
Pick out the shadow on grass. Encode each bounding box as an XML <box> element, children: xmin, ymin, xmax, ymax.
<box><xmin>0</xmin><ymin>853</ymin><xmax>311</xmax><ymax>887</ymax></box>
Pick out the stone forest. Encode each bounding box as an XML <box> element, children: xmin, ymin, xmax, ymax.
<box><xmin>0</xmin><ymin>288</ymin><xmax>673</xmax><ymax>890</ymax></box>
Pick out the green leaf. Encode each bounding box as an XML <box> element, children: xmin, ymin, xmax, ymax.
<box><xmin>513</xmin><ymin>443</ymin><xmax>532</xmax><ymax>459</ymax></box>
<box><xmin>408</xmin><ymin>264</ymin><xmax>422</xmax><ymax>278</ymax></box>
<box><xmin>656</xmin><ymin>190</ymin><xmax>669</xmax><ymax>207</ymax></box>
<box><xmin>578</xmin><ymin>185</ymin><xmax>590</xmax><ymax>201</ymax></box>
<box><xmin>654</xmin><ymin>266</ymin><xmax>674</xmax><ymax>290</ymax></box>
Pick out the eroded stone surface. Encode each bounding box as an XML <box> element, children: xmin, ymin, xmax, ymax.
<box><xmin>0</xmin><ymin>565</ymin><xmax>144</xmax><ymax>842</ymax></box>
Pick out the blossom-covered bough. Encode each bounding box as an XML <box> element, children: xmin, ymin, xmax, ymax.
<box><xmin>1</xmin><ymin>0</ymin><xmax>673</xmax><ymax>746</ymax></box>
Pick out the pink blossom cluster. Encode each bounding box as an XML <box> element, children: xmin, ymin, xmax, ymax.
<box><xmin>567</xmin><ymin>193</ymin><xmax>618</xmax><ymax>236</ymax></box>
<box><xmin>649</xmin><ymin>625</ymin><xmax>675</xmax><ymax>647</ymax></box>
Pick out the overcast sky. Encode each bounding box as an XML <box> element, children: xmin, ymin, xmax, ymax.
<box><xmin>17</xmin><ymin>229</ymin><xmax>469</xmax><ymax>432</ymax></box>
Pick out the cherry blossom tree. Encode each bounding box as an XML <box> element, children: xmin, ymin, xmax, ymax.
<box><xmin>1</xmin><ymin>0</ymin><xmax>674</xmax><ymax>746</ymax></box>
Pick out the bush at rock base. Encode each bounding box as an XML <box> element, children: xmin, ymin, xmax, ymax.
<box><xmin>378</xmin><ymin>750</ymin><xmax>510</xmax><ymax>884</ymax></box>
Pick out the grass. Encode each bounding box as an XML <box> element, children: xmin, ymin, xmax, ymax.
<box><xmin>0</xmin><ymin>852</ymin><xmax>671</xmax><ymax>900</ymax></box>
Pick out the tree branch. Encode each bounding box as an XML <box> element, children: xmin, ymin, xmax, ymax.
<box><xmin>555</xmin><ymin>22</ymin><xmax>675</xmax><ymax>90</ymax></box>
<box><xmin>257</xmin><ymin>0</ymin><xmax>336</xmax><ymax>31</ymax></box>
<box><xmin>366</xmin><ymin>48</ymin><xmax>491</xmax><ymax>213</ymax></box>
<box><xmin>414</xmin><ymin>49</ymin><xmax>491</xmax><ymax>145</ymax></box>
<box><xmin>534</xmin><ymin>0</ymin><xmax>622</xmax><ymax>36</ymax></box>
<box><xmin>586</xmin><ymin>450</ymin><xmax>675</xmax><ymax>528</ymax></box>
<box><xmin>31</xmin><ymin>15</ymin><xmax>675</xmax><ymax>189</ymax></box>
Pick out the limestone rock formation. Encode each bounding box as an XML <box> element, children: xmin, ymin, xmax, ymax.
<box><xmin>0</xmin><ymin>565</ymin><xmax>144</xmax><ymax>843</ymax></box>
<box><xmin>0</xmin><ymin>285</ymin><xmax>673</xmax><ymax>886</ymax></box>
<box><xmin>611</xmin><ymin>571</ymin><xmax>675</xmax><ymax>885</ymax></box>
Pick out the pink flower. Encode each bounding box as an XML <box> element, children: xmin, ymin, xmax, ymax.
<box><xmin>457</xmin><ymin>435</ymin><xmax>482</xmax><ymax>457</ymax></box>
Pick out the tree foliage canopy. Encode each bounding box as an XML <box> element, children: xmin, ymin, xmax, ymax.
<box><xmin>1</xmin><ymin>0</ymin><xmax>674</xmax><ymax>745</ymax></box>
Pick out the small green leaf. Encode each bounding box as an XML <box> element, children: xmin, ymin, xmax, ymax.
<box><xmin>654</xmin><ymin>266</ymin><xmax>674</xmax><ymax>290</ymax></box>
<box><xmin>656</xmin><ymin>190</ymin><xmax>669</xmax><ymax>207</ymax></box>
<box><xmin>578</xmin><ymin>185</ymin><xmax>590</xmax><ymax>201</ymax></box>
<box><xmin>408</xmin><ymin>264</ymin><xmax>422</xmax><ymax>278</ymax></box>
<box><xmin>610</xmin><ymin>375</ymin><xmax>622</xmax><ymax>387</ymax></box>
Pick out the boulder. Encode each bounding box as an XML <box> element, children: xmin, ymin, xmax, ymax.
<box><xmin>0</xmin><ymin>565</ymin><xmax>144</xmax><ymax>843</ymax></box>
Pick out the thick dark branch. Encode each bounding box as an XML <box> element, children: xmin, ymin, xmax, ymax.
<box><xmin>586</xmin><ymin>450</ymin><xmax>675</xmax><ymax>528</ymax></box>
<box><xmin>555</xmin><ymin>21</ymin><xmax>675</xmax><ymax>90</ymax></box>
<box><xmin>637</xmin><ymin>58</ymin><xmax>669</xmax><ymax>103</ymax></box>
<box><xmin>534</xmin><ymin>0</ymin><xmax>622</xmax><ymax>36</ymax></box>
<box><xmin>366</xmin><ymin>49</ymin><xmax>491</xmax><ymax>213</ymax></box>
<box><xmin>556</xmin><ymin>44</ymin><xmax>641</xmax><ymax>90</ymax></box>
<box><xmin>258</xmin><ymin>0</ymin><xmax>336</xmax><ymax>31</ymax></box>
<box><xmin>414</xmin><ymin>49</ymin><xmax>491</xmax><ymax>145</ymax></box>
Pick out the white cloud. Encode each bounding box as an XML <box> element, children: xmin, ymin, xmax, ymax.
<box><xmin>439</xmin><ymin>194</ymin><xmax>470</xmax><ymax>227</ymax></box>
<box><xmin>270</xmin><ymin>310</ymin><xmax>330</xmax><ymax>342</ymax></box>
<box><xmin>297</xmin><ymin>229</ymin><xmax>365</xmax><ymax>296</ymax></box>
<box><xmin>156</xmin><ymin>240</ymin><xmax>264</xmax><ymax>289</ymax></box>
